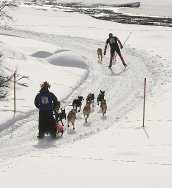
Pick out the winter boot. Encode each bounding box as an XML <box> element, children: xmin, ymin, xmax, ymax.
<box><xmin>123</xmin><ymin>62</ymin><xmax>127</xmax><ymax>68</ymax></box>
<box><xmin>108</xmin><ymin>63</ymin><xmax>112</xmax><ymax>69</ymax></box>
<box><xmin>50</xmin><ymin>133</ymin><xmax>56</xmax><ymax>140</ymax></box>
<box><xmin>37</xmin><ymin>133</ymin><xmax>44</xmax><ymax>139</ymax></box>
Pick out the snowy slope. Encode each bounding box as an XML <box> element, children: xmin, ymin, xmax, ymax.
<box><xmin>0</xmin><ymin>3</ymin><xmax>172</xmax><ymax>188</ymax></box>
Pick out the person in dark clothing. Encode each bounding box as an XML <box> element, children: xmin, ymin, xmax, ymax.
<box><xmin>34</xmin><ymin>81</ymin><xmax>58</xmax><ymax>139</ymax></box>
<box><xmin>104</xmin><ymin>33</ymin><xmax>127</xmax><ymax>68</ymax></box>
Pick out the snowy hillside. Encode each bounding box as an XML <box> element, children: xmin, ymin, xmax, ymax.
<box><xmin>0</xmin><ymin>2</ymin><xmax>172</xmax><ymax>188</ymax></box>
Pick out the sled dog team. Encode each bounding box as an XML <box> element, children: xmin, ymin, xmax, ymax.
<box><xmin>35</xmin><ymin>82</ymin><xmax>107</xmax><ymax>139</ymax></box>
<box><xmin>55</xmin><ymin>90</ymin><xmax>107</xmax><ymax>130</ymax></box>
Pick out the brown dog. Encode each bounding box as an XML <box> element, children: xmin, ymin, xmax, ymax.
<box><xmin>67</xmin><ymin>109</ymin><xmax>77</xmax><ymax>129</ymax></box>
<box><xmin>83</xmin><ymin>101</ymin><xmax>91</xmax><ymax>123</ymax></box>
<box><xmin>97</xmin><ymin>48</ymin><xmax>102</xmax><ymax>61</ymax></box>
<box><xmin>100</xmin><ymin>99</ymin><xmax>107</xmax><ymax>116</ymax></box>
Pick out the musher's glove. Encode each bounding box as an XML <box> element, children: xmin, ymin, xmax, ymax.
<box><xmin>120</xmin><ymin>45</ymin><xmax>123</xmax><ymax>49</ymax></box>
<box><xmin>104</xmin><ymin>51</ymin><xmax>106</xmax><ymax>55</ymax></box>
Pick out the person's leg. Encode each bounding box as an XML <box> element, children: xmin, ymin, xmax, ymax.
<box><xmin>38</xmin><ymin>110</ymin><xmax>46</xmax><ymax>138</ymax></box>
<box><xmin>116</xmin><ymin>47</ymin><xmax>127</xmax><ymax>67</ymax></box>
<box><xmin>109</xmin><ymin>48</ymin><xmax>115</xmax><ymax>67</ymax></box>
<box><xmin>47</xmin><ymin>110</ymin><xmax>56</xmax><ymax>138</ymax></box>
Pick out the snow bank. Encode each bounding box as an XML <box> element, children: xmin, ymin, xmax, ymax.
<box><xmin>46</xmin><ymin>51</ymin><xmax>88</xmax><ymax>69</ymax></box>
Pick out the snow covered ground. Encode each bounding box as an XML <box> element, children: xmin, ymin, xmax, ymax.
<box><xmin>0</xmin><ymin>1</ymin><xmax>172</xmax><ymax>188</ymax></box>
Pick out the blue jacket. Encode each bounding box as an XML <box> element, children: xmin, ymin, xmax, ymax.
<box><xmin>34</xmin><ymin>89</ymin><xmax>57</xmax><ymax>110</ymax></box>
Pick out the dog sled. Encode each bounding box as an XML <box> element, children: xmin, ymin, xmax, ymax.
<box><xmin>53</xmin><ymin>110</ymin><xmax>64</xmax><ymax>137</ymax></box>
<box><xmin>56</xmin><ymin>122</ymin><xmax>63</xmax><ymax>137</ymax></box>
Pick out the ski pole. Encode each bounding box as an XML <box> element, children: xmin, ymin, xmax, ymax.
<box><xmin>123</xmin><ymin>32</ymin><xmax>132</xmax><ymax>46</ymax></box>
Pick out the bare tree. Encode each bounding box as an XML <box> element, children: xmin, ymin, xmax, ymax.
<box><xmin>0</xmin><ymin>0</ymin><xmax>17</xmax><ymax>26</ymax></box>
<box><xmin>0</xmin><ymin>73</ymin><xmax>12</xmax><ymax>99</ymax></box>
<box><xmin>0</xmin><ymin>1</ymin><xmax>17</xmax><ymax>100</ymax></box>
<box><xmin>0</xmin><ymin>54</ymin><xmax>13</xmax><ymax>99</ymax></box>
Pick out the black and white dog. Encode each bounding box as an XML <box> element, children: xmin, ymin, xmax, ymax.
<box><xmin>86</xmin><ymin>93</ymin><xmax>95</xmax><ymax>107</ymax></box>
<box><xmin>72</xmin><ymin>96</ymin><xmax>84</xmax><ymax>112</ymax></box>
<box><xmin>54</xmin><ymin>108</ymin><xmax>66</xmax><ymax>126</ymax></box>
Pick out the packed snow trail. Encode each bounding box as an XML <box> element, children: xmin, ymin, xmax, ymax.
<box><xmin>0</xmin><ymin>28</ymin><xmax>169</xmax><ymax>164</ymax></box>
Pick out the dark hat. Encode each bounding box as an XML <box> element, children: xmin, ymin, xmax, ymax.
<box><xmin>109</xmin><ymin>33</ymin><xmax>113</xmax><ymax>38</ymax></box>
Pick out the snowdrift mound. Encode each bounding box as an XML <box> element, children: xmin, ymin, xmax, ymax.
<box><xmin>31</xmin><ymin>51</ymin><xmax>53</xmax><ymax>58</ymax></box>
<box><xmin>46</xmin><ymin>51</ymin><xmax>88</xmax><ymax>70</ymax></box>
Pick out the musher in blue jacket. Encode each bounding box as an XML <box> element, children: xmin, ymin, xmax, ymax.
<box><xmin>34</xmin><ymin>81</ymin><xmax>58</xmax><ymax>139</ymax></box>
